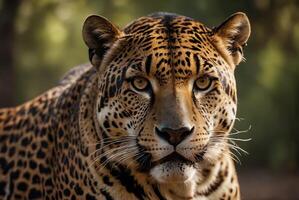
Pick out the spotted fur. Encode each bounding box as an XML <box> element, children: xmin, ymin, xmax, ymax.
<box><xmin>0</xmin><ymin>12</ymin><xmax>250</xmax><ymax>199</ymax></box>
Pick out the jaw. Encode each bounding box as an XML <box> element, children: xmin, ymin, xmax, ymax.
<box><xmin>150</xmin><ymin>161</ymin><xmax>197</xmax><ymax>183</ymax></box>
<box><xmin>148</xmin><ymin>149</ymin><xmax>223</xmax><ymax>184</ymax></box>
<box><xmin>149</xmin><ymin>161</ymin><xmax>199</xmax><ymax>199</ymax></box>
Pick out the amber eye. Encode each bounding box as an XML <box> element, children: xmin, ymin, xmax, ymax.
<box><xmin>131</xmin><ymin>77</ymin><xmax>150</xmax><ymax>91</ymax></box>
<box><xmin>194</xmin><ymin>76</ymin><xmax>212</xmax><ymax>91</ymax></box>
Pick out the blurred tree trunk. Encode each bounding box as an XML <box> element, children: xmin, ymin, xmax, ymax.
<box><xmin>0</xmin><ymin>0</ymin><xmax>21</xmax><ymax>108</ymax></box>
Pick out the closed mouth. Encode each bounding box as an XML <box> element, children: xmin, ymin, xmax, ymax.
<box><xmin>135</xmin><ymin>144</ymin><xmax>207</xmax><ymax>172</ymax></box>
<box><xmin>152</xmin><ymin>152</ymin><xmax>194</xmax><ymax>166</ymax></box>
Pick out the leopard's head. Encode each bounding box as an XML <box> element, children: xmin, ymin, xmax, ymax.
<box><xmin>83</xmin><ymin>12</ymin><xmax>250</xmax><ymax>183</ymax></box>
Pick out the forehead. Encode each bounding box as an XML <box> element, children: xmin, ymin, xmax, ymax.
<box><xmin>122</xmin><ymin>13</ymin><xmax>227</xmax><ymax>83</ymax></box>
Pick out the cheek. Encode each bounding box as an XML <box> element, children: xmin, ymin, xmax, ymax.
<box><xmin>214</xmin><ymin>101</ymin><xmax>236</xmax><ymax>131</ymax></box>
<box><xmin>96</xmin><ymin>102</ymin><xmax>130</xmax><ymax>137</ymax></box>
<box><xmin>97</xmin><ymin>92</ymin><xmax>151</xmax><ymax>137</ymax></box>
<box><xmin>192</xmin><ymin>93</ymin><xmax>220</xmax><ymax>130</ymax></box>
<box><xmin>194</xmin><ymin>91</ymin><xmax>236</xmax><ymax>130</ymax></box>
<box><xmin>121</xmin><ymin>91</ymin><xmax>152</xmax><ymax>128</ymax></box>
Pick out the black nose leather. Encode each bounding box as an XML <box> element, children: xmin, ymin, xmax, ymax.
<box><xmin>155</xmin><ymin>127</ymin><xmax>194</xmax><ymax>146</ymax></box>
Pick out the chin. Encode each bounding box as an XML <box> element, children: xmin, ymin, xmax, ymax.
<box><xmin>150</xmin><ymin>161</ymin><xmax>197</xmax><ymax>183</ymax></box>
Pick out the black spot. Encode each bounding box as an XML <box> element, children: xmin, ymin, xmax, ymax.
<box><xmin>23</xmin><ymin>172</ymin><xmax>31</xmax><ymax>180</ymax></box>
<box><xmin>39</xmin><ymin>164</ymin><xmax>51</xmax><ymax>174</ymax></box>
<box><xmin>64</xmin><ymin>188</ymin><xmax>71</xmax><ymax>197</ymax></box>
<box><xmin>41</xmin><ymin>140</ymin><xmax>48</xmax><ymax>148</ymax></box>
<box><xmin>100</xmin><ymin>189</ymin><xmax>113</xmax><ymax>200</ymax></box>
<box><xmin>11</xmin><ymin>170</ymin><xmax>20</xmax><ymax>180</ymax></box>
<box><xmin>19</xmin><ymin>150</ymin><xmax>26</xmax><ymax>157</ymax></box>
<box><xmin>193</xmin><ymin>54</ymin><xmax>200</xmax><ymax>74</ymax></box>
<box><xmin>109</xmin><ymin>85</ymin><xmax>117</xmax><ymax>97</ymax></box>
<box><xmin>29</xmin><ymin>160</ymin><xmax>37</xmax><ymax>169</ymax></box>
<box><xmin>74</xmin><ymin>184</ymin><xmax>84</xmax><ymax>196</ymax></box>
<box><xmin>109</xmin><ymin>164</ymin><xmax>146</xmax><ymax>200</ymax></box>
<box><xmin>58</xmin><ymin>190</ymin><xmax>63</xmax><ymax>199</ymax></box>
<box><xmin>29</xmin><ymin>188</ymin><xmax>42</xmax><ymax>199</ymax></box>
<box><xmin>17</xmin><ymin>160</ymin><xmax>23</xmax><ymax>167</ymax></box>
<box><xmin>40</xmin><ymin>128</ymin><xmax>47</xmax><ymax>137</ymax></box>
<box><xmin>86</xmin><ymin>193</ymin><xmax>97</xmax><ymax>200</ymax></box>
<box><xmin>145</xmin><ymin>54</ymin><xmax>152</xmax><ymax>75</ymax></box>
<box><xmin>156</xmin><ymin>58</ymin><xmax>165</xmax><ymax>69</ymax></box>
<box><xmin>28</xmin><ymin>106</ymin><xmax>38</xmax><ymax>116</ymax></box>
<box><xmin>58</xmin><ymin>128</ymin><xmax>64</xmax><ymax>138</ymax></box>
<box><xmin>8</xmin><ymin>147</ymin><xmax>16</xmax><ymax>157</ymax></box>
<box><xmin>222</xmin><ymin>119</ymin><xmax>228</xmax><ymax>129</ymax></box>
<box><xmin>17</xmin><ymin>182</ymin><xmax>28</xmax><ymax>192</ymax></box>
<box><xmin>103</xmin><ymin>175</ymin><xmax>113</xmax><ymax>186</ymax></box>
<box><xmin>0</xmin><ymin>144</ymin><xmax>7</xmax><ymax>153</ymax></box>
<box><xmin>47</xmin><ymin>133</ymin><xmax>54</xmax><ymax>143</ymax></box>
<box><xmin>111</xmin><ymin>121</ymin><xmax>118</xmax><ymax>128</ymax></box>
<box><xmin>0</xmin><ymin>181</ymin><xmax>6</xmax><ymax>195</ymax></box>
<box><xmin>21</xmin><ymin>137</ymin><xmax>31</xmax><ymax>146</ymax></box>
<box><xmin>103</xmin><ymin>120</ymin><xmax>110</xmax><ymax>129</ymax></box>
<box><xmin>196</xmin><ymin>166</ymin><xmax>224</xmax><ymax>196</ymax></box>
<box><xmin>3</xmin><ymin>125</ymin><xmax>13</xmax><ymax>131</ymax></box>
<box><xmin>17</xmin><ymin>107</ymin><xmax>26</xmax><ymax>115</ymax></box>
<box><xmin>32</xmin><ymin>175</ymin><xmax>41</xmax><ymax>184</ymax></box>
<box><xmin>36</xmin><ymin>149</ymin><xmax>46</xmax><ymax>159</ymax></box>
<box><xmin>185</xmin><ymin>57</ymin><xmax>190</xmax><ymax>66</ymax></box>
<box><xmin>14</xmin><ymin>194</ymin><xmax>22</xmax><ymax>199</ymax></box>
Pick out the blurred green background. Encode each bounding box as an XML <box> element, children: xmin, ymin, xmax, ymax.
<box><xmin>0</xmin><ymin>0</ymin><xmax>298</xmax><ymax>198</ymax></box>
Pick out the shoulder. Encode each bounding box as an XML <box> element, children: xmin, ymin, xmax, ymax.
<box><xmin>59</xmin><ymin>63</ymin><xmax>92</xmax><ymax>86</ymax></box>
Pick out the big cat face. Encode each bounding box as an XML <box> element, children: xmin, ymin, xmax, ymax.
<box><xmin>83</xmin><ymin>12</ymin><xmax>250</xmax><ymax>183</ymax></box>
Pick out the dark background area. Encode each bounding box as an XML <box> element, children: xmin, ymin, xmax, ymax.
<box><xmin>0</xmin><ymin>0</ymin><xmax>298</xmax><ymax>199</ymax></box>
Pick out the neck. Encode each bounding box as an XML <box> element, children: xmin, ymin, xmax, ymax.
<box><xmin>155</xmin><ymin>155</ymin><xmax>239</xmax><ymax>199</ymax></box>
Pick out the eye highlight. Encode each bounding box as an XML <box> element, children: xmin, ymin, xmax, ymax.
<box><xmin>194</xmin><ymin>76</ymin><xmax>212</xmax><ymax>91</ymax></box>
<box><xmin>130</xmin><ymin>77</ymin><xmax>150</xmax><ymax>91</ymax></box>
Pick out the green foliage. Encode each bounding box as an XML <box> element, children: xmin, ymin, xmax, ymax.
<box><xmin>11</xmin><ymin>0</ymin><xmax>299</xmax><ymax>170</ymax></box>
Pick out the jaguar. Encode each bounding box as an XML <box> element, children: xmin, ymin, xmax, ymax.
<box><xmin>0</xmin><ymin>12</ymin><xmax>250</xmax><ymax>199</ymax></box>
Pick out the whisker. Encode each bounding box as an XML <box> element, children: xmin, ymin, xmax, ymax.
<box><xmin>92</xmin><ymin>144</ymin><xmax>136</xmax><ymax>160</ymax></box>
<box><xmin>97</xmin><ymin>148</ymin><xmax>138</xmax><ymax>171</ymax></box>
<box><xmin>226</xmin><ymin>143</ymin><xmax>249</xmax><ymax>155</ymax></box>
<box><xmin>90</xmin><ymin>147</ymin><xmax>137</xmax><ymax>170</ymax></box>
<box><xmin>98</xmin><ymin>146</ymin><xmax>137</xmax><ymax>163</ymax></box>
<box><xmin>88</xmin><ymin>141</ymin><xmax>135</xmax><ymax>158</ymax></box>
<box><xmin>227</xmin><ymin>151</ymin><xmax>241</xmax><ymax>164</ymax></box>
<box><xmin>209</xmin><ymin>126</ymin><xmax>251</xmax><ymax>136</ymax></box>
<box><xmin>207</xmin><ymin>133</ymin><xmax>249</xmax><ymax>165</ymax></box>
<box><xmin>232</xmin><ymin>124</ymin><xmax>251</xmax><ymax>133</ymax></box>
<box><xmin>88</xmin><ymin>145</ymin><xmax>136</xmax><ymax>168</ymax></box>
<box><xmin>228</xmin><ymin>137</ymin><xmax>251</xmax><ymax>142</ymax></box>
<box><xmin>124</xmin><ymin>152</ymin><xmax>145</xmax><ymax>169</ymax></box>
<box><xmin>87</xmin><ymin>137</ymin><xmax>136</xmax><ymax>147</ymax></box>
<box><xmin>209</xmin><ymin>134</ymin><xmax>252</xmax><ymax>142</ymax></box>
<box><xmin>235</xmin><ymin>117</ymin><xmax>245</xmax><ymax>122</ymax></box>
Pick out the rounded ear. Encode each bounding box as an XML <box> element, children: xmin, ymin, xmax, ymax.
<box><xmin>212</xmin><ymin>12</ymin><xmax>251</xmax><ymax>66</ymax></box>
<box><xmin>82</xmin><ymin>15</ymin><xmax>121</xmax><ymax>67</ymax></box>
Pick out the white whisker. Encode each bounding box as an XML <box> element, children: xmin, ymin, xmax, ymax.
<box><xmin>88</xmin><ymin>145</ymin><xmax>136</xmax><ymax>168</ymax></box>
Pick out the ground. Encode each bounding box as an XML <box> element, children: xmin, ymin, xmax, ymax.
<box><xmin>239</xmin><ymin>168</ymin><xmax>299</xmax><ymax>199</ymax></box>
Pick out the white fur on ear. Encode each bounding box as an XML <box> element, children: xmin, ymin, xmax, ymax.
<box><xmin>212</xmin><ymin>12</ymin><xmax>251</xmax><ymax>66</ymax></box>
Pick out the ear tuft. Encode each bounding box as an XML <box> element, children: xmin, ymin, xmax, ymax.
<box><xmin>82</xmin><ymin>15</ymin><xmax>121</xmax><ymax>67</ymax></box>
<box><xmin>213</xmin><ymin>12</ymin><xmax>251</xmax><ymax>66</ymax></box>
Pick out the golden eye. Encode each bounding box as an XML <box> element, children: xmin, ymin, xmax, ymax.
<box><xmin>194</xmin><ymin>76</ymin><xmax>212</xmax><ymax>91</ymax></box>
<box><xmin>131</xmin><ymin>77</ymin><xmax>149</xmax><ymax>91</ymax></box>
